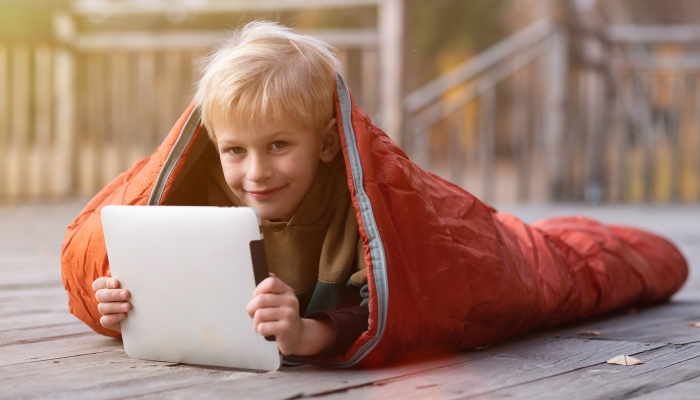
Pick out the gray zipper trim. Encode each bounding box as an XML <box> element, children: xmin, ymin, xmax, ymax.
<box><xmin>286</xmin><ymin>75</ymin><xmax>389</xmax><ymax>367</ymax></box>
<box><xmin>331</xmin><ymin>74</ymin><xmax>389</xmax><ymax>367</ymax></box>
<box><xmin>148</xmin><ymin>107</ymin><xmax>202</xmax><ymax>205</ymax></box>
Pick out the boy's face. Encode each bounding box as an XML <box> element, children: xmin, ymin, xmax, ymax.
<box><xmin>214</xmin><ymin>115</ymin><xmax>339</xmax><ymax>221</ymax></box>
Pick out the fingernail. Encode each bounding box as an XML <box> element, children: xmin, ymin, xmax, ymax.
<box><xmin>110</xmin><ymin>280</ymin><xmax>117</xmax><ymax>288</ymax></box>
<box><xmin>121</xmin><ymin>303</ymin><xmax>129</xmax><ymax>311</ymax></box>
<box><xmin>120</xmin><ymin>290</ymin><xmax>127</xmax><ymax>299</ymax></box>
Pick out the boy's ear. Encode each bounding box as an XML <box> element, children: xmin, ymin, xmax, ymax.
<box><xmin>319</xmin><ymin>118</ymin><xmax>341</xmax><ymax>162</ymax></box>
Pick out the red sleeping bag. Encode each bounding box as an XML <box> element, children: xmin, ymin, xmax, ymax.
<box><xmin>61</xmin><ymin>76</ymin><xmax>688</xmax><ymax>367</ymax></box>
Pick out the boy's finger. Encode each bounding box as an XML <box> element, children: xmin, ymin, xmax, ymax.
<box><xmin>252</xmin><ymin>307</ymin><xmax>284</xmax><ymax>325</ymax></box>
<box><xmin>92</xmin><ymin>277</ymin><xmax>108</xmax><ymax>291</ymax></box>
<box><xmin>95</xmin><ymin>288</ymin><xmax>130</xmax><ymax>303</ymax></box>
<box><xmin>254</xmin><ymin>276</ymin><xmax>292</xmax><ymax>296</ymax></box>
<box><xmin>255</xmin><ymin>321</ymin><xmax>284</xmax><ymax>338</ymax></box>
<box><xmin>247</xmin><ymin>293</ymin><xmax>284</xmax><ymax>315</ymax></box>
<box><xmin>91</xmin><ymin>277</ymin><xmax>120</xmax><ymax>291</ymax></box>
<box><xmin>98</xmin><ymin>301</ymin><xmax>131</xmax><ymax>315</ymax></box>
<box><xmin>100</xmin><ymin>314</ymin><xmax>125</xmax><ymax>331</ymax></box>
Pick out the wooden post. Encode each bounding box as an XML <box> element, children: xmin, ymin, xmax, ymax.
<box><xmin>510</xmin><ymin>68</ymin><xmax>531</xmax><ymax>202</ymax></box>
<box><xmin>542</xmin><ymin>29</ymin><xmax>568</xmax><ymax>201</ymax></box>
<box><xmin>0</xmin><ymin>44</ymin><xmax>8</xmax><ymax>201</ymax></box>
<box><xmin>479</xmin><ymin>85</ymin><xmax>496</xmax><ymax>203</ymax></box>
<box><xmin>107</xmin><ymin>52</ymin><xmax>129</xmax><ymax>187</ymax></box>
<box><xmin>52</xmin><ymin>48</ymin><xmax>76</xmax><ymax>197</ymax></box>
<box><xmin>584</xmin><ymin>69</ymin><xmax>605</xmax><ymax>204</ymax></box>
<box><xmin>361</xmin><ymin>48</ymin><xmax>378</xmax><ymax>118</ymax></box>
<box><xmin>449</xmin><ymin>110</ymin><xmax>464</xmax><ymax>186</ymax></box>
<box><xmin>135</xmin><ymin>52</ymin><xmax>156</xmax><ymax>164</ymax></box>
<box><xmin>378</xmin><ymin>0</ymin><xmax>403</xmax><ymax>146</ymax></box>
<box><xmin>696</xmin><ymin>75</ymin><xmax>700</xmax><ymax>201</ymax></box>
<box><xmin>31</xmin><ymin>45</ymin><xmax>54</xmax><ymax>199</ymax></box>
<box><xmin>8</xmin><ymin>44</ymin><xmax>31</xmax><ymax>201</ymax></box>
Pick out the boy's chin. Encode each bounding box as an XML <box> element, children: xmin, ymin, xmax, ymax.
<box><xmin>254</xmin><ymin>207</ymin><xmax>291</xmax><ymax>222</ymax></box>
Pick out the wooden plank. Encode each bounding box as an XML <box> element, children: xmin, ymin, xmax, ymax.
<box><xmin>633</xmin><ymin>374</ymin><xmax>700</xmax><ymax>399</ymax></box>
<box><xmin>535</xmin><ymin>301</ymin><xmax>700</xmax><ymax>345</ymax></box>
<box><xmin>72</xmin><ymin>29</ymin><xmax>378</xmax><ymax>51</ymax></box>
<box><xmin>469</xmin><ymin>344</ymin><xmax>700</xmax><ymax>399</ymax></box>
<box><xmin>29</xmin><ymin>45</ymin><xmax>53</xmax><ymax>199</ymax></box>
<box><xmin>7</xmin><ymin>44</ymin><xmax>31</xmax><ymax>201</ymax></box>
<box><xmin>0</xmin><ymin>310</ymin><xmax>78</xmax><ymax>333</ymax></box>
<box><xmin>606</xmin><ymin>25</ymin><xmax>700</xmax><ymax>43</ymax></box>
<box><xmin>141</xmin><ymin>338</ymin><xmax>664</xmax><ymax>399</ymax></box>
<box><xmin>0</xmin><ymin>334</ymin><xmax>123</xmax><ymax>367</ymax></box>
<box><xmin>72</xmin><ymin>0</ymin><xmax>383</xmax><ymax>15</ymax></box>
<box><xmin>0</xmin><ymin>352</ymin><xmax>254</xmax><ymax>399</ymax></box>
<box><xmin>319</xmin><ymin>341</ymin><xmax>672</xmax><ymax>400</ymax></box>
<box><xmin>0</xmin><ymin>43</ymin><xmax>8</xmax><ymax>201</ymax></box>
<box><xmin>52</xmin><ymin>48</ymin><xmax>76</xmax><ymax>197</ymax></box>
<box><xmin>0</xmin><ymin>322</ymin><xmax>92</xmax><ymax>347</ymax></box>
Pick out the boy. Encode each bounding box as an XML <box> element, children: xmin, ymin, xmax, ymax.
<box><xmin>91</xmin><ymin>21</ymin><xmax>369</xmax><ymax>358</ymax></box>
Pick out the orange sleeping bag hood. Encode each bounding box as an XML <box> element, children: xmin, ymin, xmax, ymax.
<box><xmin>61</xmin><ymin>76</ymin><xmax>688</xmax><ymax>367</ymax></box>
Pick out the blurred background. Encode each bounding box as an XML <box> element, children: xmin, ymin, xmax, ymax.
<box><xmin>1</xmin><ymin>0</ymin><xmax>700</xmax><ymax>205</ymax></box>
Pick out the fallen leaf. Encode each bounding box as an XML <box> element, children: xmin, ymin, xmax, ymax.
<box><xmin>688</xmin><ymin>321</ymin><xmax>700</xmax><ymax>328</ymax></box>
<box><xmin>578</xmin><ymin>330</ymin><xmax>602</xmax><ymax>336</ymax></box>
<box><xmin>475</xmin><ymin>344</ymin><xmax>489</xmax><ymax>350</ymax></box>
<box><xmin>606</xmin><ymin>355</ymin><xmax>644</xmax><ymax>366</ymax></box>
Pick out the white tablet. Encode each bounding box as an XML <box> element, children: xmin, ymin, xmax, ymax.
<box><xmin>101</xmin><ymin>205</ymin><xmax>281</xmax><ymax>371</ymax></box>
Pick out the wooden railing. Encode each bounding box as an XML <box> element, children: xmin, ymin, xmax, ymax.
<box><xmin>403</xmin><ymin>20</ymin><xmax>568</xmax><ymax>203</ymax></box>
<box><xmin>0</xmin><ymin>43</ymin><xmax>75</xmax><ymax>201</ymax></box>
<box><xmin>0</xmin><ymin>1</ymin><xmax>400</xmax><ymax>203</ymax></box>
<box><xmin>599</xmin><ymin>25</ymin><xmax>700</xmax><ymax>203</ymax></box>
<box><xmin>403</xmin><ymin>20</ymin><xmax>700</xmax><ymax>204</ymax></box>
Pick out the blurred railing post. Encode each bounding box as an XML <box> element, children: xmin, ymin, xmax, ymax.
<box><xmin>543</xmin><ymin>27</ymin><xmax>568</xmax><ymax>201</ymax></box>
<box><xmin>378</xmin><ymin>0</ymin><xmax>404</xmax><ymax>146</ymax></box>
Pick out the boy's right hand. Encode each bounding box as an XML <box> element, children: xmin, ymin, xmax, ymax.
<box><xmin>92</xmin><ymin>275</ymin><xmax>131</xmax><ymax>332</ymax></box>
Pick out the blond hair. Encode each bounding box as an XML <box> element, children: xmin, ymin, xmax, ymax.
<box><xmin>194</xmin><ymin>21</ymin><xmax>342</xmax><ymax>141</ymax></box>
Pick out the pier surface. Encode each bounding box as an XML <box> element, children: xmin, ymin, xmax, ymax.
<box><xmin>1</xmin><ymin>200</ymin><xmax>699</xmax><ymax>399</ymax></box>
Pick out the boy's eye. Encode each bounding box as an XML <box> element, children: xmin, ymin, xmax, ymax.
<box><xmin>228</xmin><ymin>147</ymin><xmax>246</xmax><ymax>155</ymax></box>
<box><xmin>270</xmin><ymin>141</ymin><xmax>287</xmax><ymax>150</ymax></box>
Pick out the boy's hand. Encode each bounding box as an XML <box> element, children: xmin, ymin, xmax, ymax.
<box><xmin>247</xmin><ymin>274</ymin><xmax>334</xmax><ymax>356</ymax></box>
<box><xmin>92</xmin><ymin>274</ymin><xmax>131</xmax><ymax>332</ymax></box>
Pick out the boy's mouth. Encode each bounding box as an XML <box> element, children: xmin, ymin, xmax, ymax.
<box><xmin>246</xmin><ymin>185</ymin><xmax>287</xmax><ymax>200</ymax></box>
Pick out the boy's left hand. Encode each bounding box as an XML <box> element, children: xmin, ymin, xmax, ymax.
<box><xmin>247</xmin><ymin>273</ymin><xmax>335</xmax><ymax>356</ymax></box>
<box><xmin>246</xmin><ymin>274</ymin><xmax>305</xmax><ymax>355</ymax></box>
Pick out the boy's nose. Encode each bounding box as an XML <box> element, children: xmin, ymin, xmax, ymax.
<box><xmin>246</xmin><ymin>155</ymin><xmax>272</xmax><ymax>182</ymax></box>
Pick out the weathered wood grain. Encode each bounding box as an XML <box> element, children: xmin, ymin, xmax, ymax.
<box><xmin>535</xmin><ymin>300</ymin><xmax>700</xmax><ymax>345</ymax></box>
<box><xmin>0</xmin><ymin>322</ymin><xmax>92</xmax><ymax>347</ymax></box>
<box><xmin>308</xmin><ymin>340</ymin><xmax>668</xmax><ymax>400</ymax></box>
<box><xmin>632</xmin><ymin>374</ymin><xmax>700</xmax><ymax>399</ymax></box>
<box><xmin>0</xmin><ymin>202</ymin><xmax>698</xmax><ymax>399</ymax></box>
<box><xmin>468</xmin><ymin>344</ymin><xmax>700</xmax><ymax>400</ymax></box>
<box><xmin>0</xmin><ymin>352</ymin><xmax>256</xmax><ymax>400</ymax></box>
<box><xmin>130</xmin><ymin>338</ymin><xmax>665</xmax><ymax>400</ymax></box>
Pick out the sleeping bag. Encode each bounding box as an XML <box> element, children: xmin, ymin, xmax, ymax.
<box><xmin>61</xmin><ymin>76</ymin><xmax>688</xmax><ymax>367</ymax></box>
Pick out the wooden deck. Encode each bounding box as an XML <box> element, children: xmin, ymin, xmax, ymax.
<box><xmin>1</xmin><ymin>200</ymin><xmax>699</xmax><ymax>399</ymax></box>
